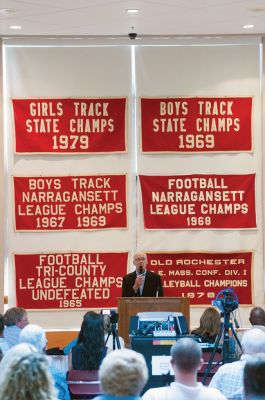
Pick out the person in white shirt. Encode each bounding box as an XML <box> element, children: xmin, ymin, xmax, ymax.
<box><xmin>3</xmin><ymin>307</ymin><xmax>28</xmax><ymax>348</ymax></box>
<box><xmin>142</xmin><ymin>337</ymin><xmax>226</xmax><ymax>400</ymax></box>
<box><xmin>209</xmin><ymin>328</ymin><xmax>265</xmax><ymax>400</ymax></box>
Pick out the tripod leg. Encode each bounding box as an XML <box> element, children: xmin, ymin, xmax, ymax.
<box><xmin>202</xmin><ymin>323</ymin><xmax>223</xmax><ymax>385</ymax></box>
<box><xmin>230</xmin><ymin>324</ymin><xmax>242</xmax><ymax>353</ymax></box>
<box><xmin>109</xmin><ymin>323</ymin><xmax>121</xmax><ymax>350</ymax></box>
<box><xmin>105</xmin><ymin>332</ymin><xmax>111</xmax><ymax>346</ymax></box>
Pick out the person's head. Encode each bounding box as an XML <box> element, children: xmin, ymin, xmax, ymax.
<box><xmin>0</xmin><ymin>313</ymin><xmax>4</xmax><ymax>336</ymax></box>
<box><xmin>19</xmin><ymin>324</ymin><xmax>47</xmax><ymax>352</ymax></box>
<box><xmin>249</xmin><ymin>307</ymin><xmax>265</xmax><ymax>327</ymax></box>
<box><xmin>0</xmin><ymin>351</ymin><xmax>57</xmax><ymax>400</ymax></box>
<box><xmin>242</xmin><ymin>329</ymin><xmax>265</xmax><ymax>355</ymax></box>
<box><xmin>99</xmin><ymin>349</ymin><xmax>148</xmax><ymax>396</ymax></box>
<box><xmin>170</xmin><ymin>338</ymin><xmax>203</xmax><ymax>375</ymax></box>
<box><xmin>244</xmin><ymin>354</ymin><xmax>265</xmax><ymax>400</ymax></box>
<box><xmin>133</xmin><ymin>252</ymin><xmax>147</xmax><ymax>274</ymax></box>
<box><xmin>3</xmin><ymin>307</ymin><xmax>28</xmax><ymax>329</ymax></box>
<box><xmin>77</xmin><ymin>311</ymin><xmax>105</xmax><ymax>370</ymax></box>
<box><xmin>0</xmin><ymin>343</ymin><xmax>38</xmax><ymax>388</ymax></box>
<box><xmin>197</xmin><ymin>307</ymin><xmax>220</xmax><ymax>337</ymax></box>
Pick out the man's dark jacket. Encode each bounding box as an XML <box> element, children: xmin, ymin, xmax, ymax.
<box><xmin>122</xmin><ymin>270</ymin><xmax>164</xmax><ymax>297</ymax></box>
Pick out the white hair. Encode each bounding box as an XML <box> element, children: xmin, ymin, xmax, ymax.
<box><xmin>0</xmin><ymin>343</ymin><xmax>37</xmax><ymax>387</ymax></box>
<box><xmin>19</xmin><ymin>324</ymin><xmax>47</xmax><ymax>352</ymax></box>
<box><xmin>99</xmin><ymin>349</ymin><xmax>148</xmax><ymax>396</ymax></box>
<box><xmin>242</xmin><ymin>328</ymin><xmax>265</xmax><ymax>354</ymax></box>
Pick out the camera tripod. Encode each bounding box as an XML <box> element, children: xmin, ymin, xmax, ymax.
<box><xmin>202</xmin><ymin>311</ymin><xmax>242</xmax><ymax>384</ymax></box>
<box><xmin>105</xmin><ymin>321</ymin><xmax>121</xmax><ymax>350</ymax></box>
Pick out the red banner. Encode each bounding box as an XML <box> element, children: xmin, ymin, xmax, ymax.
<box><xmin>13</xmin><ymin>175</ymin><xmax>127</xmax><ymax>231</ymax></box>
<box><xmin>12</xmin><ymin>98</ymin><xmax>127</xmax><ymax>153</ymax></box>
<box><xmin>139</xmin><ymin>174</ymin><xmax>256</xmax><ymax>229</ymax></box>
<box><xmin>146</xmin><ymin>252</ymin><xmax>253</xmax><ymax>305</ymax></box>
<box><xmin>141</xmin><ymin>97</ymin><xmax>252</xmax><ymax>152</ymax></box>
<box><xmin>14</xmin><ymin>252</ymin><xmax>128</xmax><ymax>309</ymax></box>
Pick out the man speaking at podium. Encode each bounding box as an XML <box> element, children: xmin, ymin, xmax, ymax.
<box><xmin>122</xmin><ymin>252</ymin><xmax>164</xmax><ymax>297</ymax></box>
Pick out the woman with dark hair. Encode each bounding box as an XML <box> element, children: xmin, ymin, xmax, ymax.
<box><xmin>191</xmin><ymin>307</ymin><xmax>221</xmax><ymax>343</ymax></box>
<box><xmin>69</xmin><ymin>311</ymin><xmax>107</xmax><ymax>370</ymax></box>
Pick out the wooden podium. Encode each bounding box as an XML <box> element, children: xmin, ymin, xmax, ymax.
<box><xmin>117</xmin><ymin>297</ymin><xmax>190</xmax><ymax>346</ymax></box>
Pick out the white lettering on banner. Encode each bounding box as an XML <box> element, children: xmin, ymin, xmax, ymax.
<box><xmin>149</xmin><ymin>203</ymin><xmax>247</xmax><ymax>216</ymax></box>
<box><xmin>15</xmin><ymin>252</ymin><xmax>128</xmax><ymax>309</ymax></box>
<box><xmin>152</xmin><ymin>190</ymin><xmax>244</xmax><ymax>202</ymax></box>
<box><xmin>163</xmin><ymin>280</ymin><xmax>201</xmax><ymax>288</ymax></box>
<box><xmin>19</xmin><ymin>276</ymin><xmax>122</xmax><ymax>290</ymax></box>
<box><xmin>38</xmin><ymin>253</ymin><xmax>104</xmax><ymax>266</ymax></box>
<box><xmin>30</xmin><ymin>288</ymin><xmax>110</xmax><ymax>301</ymax></box>
<box><xmin>168</xmin><ymin>270</ymin><xmax>193</xmax><ymax>276</ymax></box>
<box><xmin>159</xmin><ymin>101</ymin><xmax>188</xmax><ymax>115</ymax></box>
<box><xmin>146</xmin><ymin>252</ymin><xmax>252</xmax><ymax>306</ymax></box>
<box><xmin>196</xmin><ymin>117</ymin><xmax>240</xmax><ymax>132</ymax></box>
<box><xmin>26</xmin><ymin>119</ymin><xmax>60</xmax><ymax>133</ymax></box>
<box><xmin>35</xmin><ymin>264</ymin><xmax>107</xmax><ymax>277</ymax></box>
<box><xmin>150</xmin><ymin>204</ymin><xmax>196</xmax><ymax>215</ymax></box>
<box><xmin>15</xmin><ymin>175</ymin><xmax>126</xmax><ymax>230</ymax></box>
<box><xmin>73</xmin><ymin>102</ymin><xmax>109</xmax><ymax>116</ymax></box>
<box><xmin>174</xmin><ymin>258</ymin><xmax>245</xmax><ymax>266</ymax></box>
<box><xmin>201</xmin><ymin>203</ymin><xmax>248</xmax><ymax>214</ymax></box>
<box><xmin>71</xmin><ymin>177</ymin><xmax>111</xmax><ymax>189</ymax></box>
<box><xmin>204</xmin><ymin>280</ymin><xmax>248</xmax><ymax>287</ymax></box>
<box><xmin>29</xmin><ymin>178</ymin><xmax>61</xmax><ymax>190</ymax></box>
<box><xmin>29</xmin><ymin>102</ymin><xmax>63</xmax><ymax>117</ymax></box>
<box><xmin>18</xmin><ymin>251</ymin><xmax>123</xmax><ymax>303</ymax></box>
<box><xmin>153</xmin><ymin>118</ymin><xmax>187</xmax><ymax>133</ymax></box>
<box><xmin>19</xmin><ymin>277</ymin><xmax>67</xmax><ymax>289</ymax></box>
<box><xmin>197</xmin><ymin>100</ymin><xmax>234</xmax><ymax>115</ymax></box>
<box><xmin>140</xmin><ymin>174</ymin><xmax>255</xmax><ymax>229</ymax></box>
<box><xmin>22</xmin><ymin>191</ymin><xmax>117</xmax><ymax>203</ymax></box>
<box><xmin>167</xmin><ymin>177</ymin><xmax>228</xmax><ymax>189</ymax></box>
<box><xmin>18</xmin><ymin>204</ymin><xmax>66</xmax><ymax>216</ymax></box>
<box><xmin>69</xmin><ymin>119</ymin><xmax>114</xmax><ymax>133</ymax></box>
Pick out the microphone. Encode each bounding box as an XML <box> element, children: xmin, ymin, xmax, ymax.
<box><xmin>156</xmin><ymin>285</ymin><xmax>162</xmax><ymax>297</ymax></box>
<box><xmin>139</xmin><ymin>266</ymin><xmax>143</xmax><ymax>275</ymax></box>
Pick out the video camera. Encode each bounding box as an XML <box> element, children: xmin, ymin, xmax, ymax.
<box><xmin>212</xmin><ymin>288</ymin><xmax>238</xmax><ymax>314</ymax></box>
<box><xmin>101</xmin><ymin>309</ymin><xmax>119</xmax><ymax>324</ymax></box>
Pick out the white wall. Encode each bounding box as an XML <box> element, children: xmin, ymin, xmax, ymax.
<box><xmin>136</xmin><ymin>42</ymin><xmax>263</xmax><ymax>327</ymax></box>
<box><xmin>3</xmin><ymin>38</ymin><xmax>263</xmax><ymax>329</ymax></box>
<box><xmin>4</xmin><ymin>45</ymin><xmax>134</xmax><ymax>328</ymax></box>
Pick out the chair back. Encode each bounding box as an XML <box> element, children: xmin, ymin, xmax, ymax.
<box><xmin>67</xmin><ymin>369</ymin><xmax>101</xmax><ymax>399</ymax></box>
<box><xmin>197</xmin><ymin>349</ymin><xmax>223</xmax><ymax>385</ymax></box>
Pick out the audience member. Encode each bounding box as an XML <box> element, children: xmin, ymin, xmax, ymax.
<box><xmin>0</xmin><ymin>350</ymin><xmax>57</xmax><ymax>400</ymax></box>
<box><xmin>142</xmin><ymin>337</ymin><xmax>226</xmax><ymax>400</ymax></box>
<box><xmin>0</xmin><ymin>313</ymin><xmax>9</xmax><ymax>354</ymax></box>
<box><xmin>68</xmin><ymin>311</ymin><xmax>108</xmax><ymax>370</ymax></box>
<box><xmin>191</xmin><ymin>307</ymin><xmax>221</xmax><ymax>343</ymax></box>
<box><xmin>249</xmin><ymin>307</ymin><xmax>265</xmax><ymax>333</ymax></box>
<box><xmin>93</xmin><ymin>349</ymin><xmax>148</xmax><ymax>400</ymax></box>
<box><xmin>244</xmin><ymin>354</ymin><xmax>265</xmax><ymax>400</ymax></box>
<box><xmin>3</xmin><ymin>307</ymin><xmax>28</xmax><ymax>347</ymax></box>
<box><xmin>19</xmin><ymin>323</ymin><xmax>70</xmax><ymax>400</ymax></box>
<box><xmin>209</xmin><ymin>328</ymin><xmax>265</xmax><ymax>400</ymax></box>
<box><xmin>0</xmin><ymin>343</ymin><xmax>38</xmax><ymax>387</ymax></box>
<box><xmin>64</xmin><ymin>312</ymin><xmax>125</xmax><ymax>355</ymax></box>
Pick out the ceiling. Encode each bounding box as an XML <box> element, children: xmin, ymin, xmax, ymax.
<box><xmin>0</xmin><ymin>0</ymin><xmax>265</xmax><ymax>37</ymax></box>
